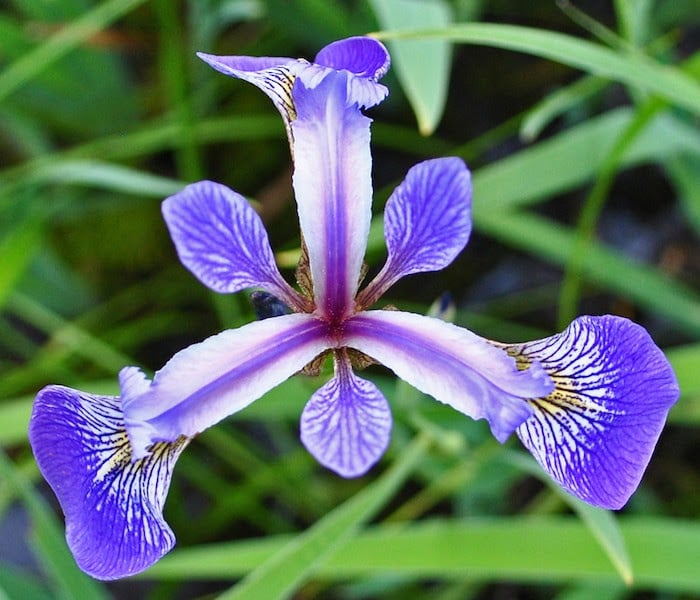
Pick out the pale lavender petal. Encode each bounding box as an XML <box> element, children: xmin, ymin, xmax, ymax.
<box><xmin>358</xmin><ymin>158</ymin><xmax>472</xmax><ymax>308</ymax></box>
<box><xmin>291</xmin><ymin>70</ymin><xmax>373</xmax><ymax>321</ymax></box>
<box><xmin>122</xmin><ymin>313</ymin><xmax>331</xmax><ymax>458</ymax></box>
<box><xmin>162</xmin><ymin>181</ymin><xmax>305</xmax><ymax>311</ymax></box>
<box><xmin>504</xmin><ymin>315</ymin><xmax>679</xmax><ymax>509</ymax></box>
<box><xmin>300</xmin><ymin>352</ymin><xmax>391</xmax><ymax>477</ymax></box>
<box><xmin>29</xmin><ymin>386</ymin><xmax>188</xmax><ymax>579</ymax></box>
<box><xmin>342</xmin><ymin>310</ymin><xmax>554</xmax><ymax>441</ymax></box>
<box><xmin>196</xmin><ymin>53</ymin><xmax>300</xmax><ymax>126</ymax></box>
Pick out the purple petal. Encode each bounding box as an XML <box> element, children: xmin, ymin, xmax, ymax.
<box><xmin>196</xmin><ymin>53</ymin><xmax>300</xmax><ymax>127</ymax></box>
<box><xmin>291</xmin><ymin>70</ymin><xmax>373</xmax><ymax>321</ymax></box>
<box><xmin>358</xmin><ymin>158</ymin><xmax>472</xmax><ymax>308</ymax></box>
<box><xmin>506</xmin><ymin>315</ymin><xmax>679</xmax><ymax>509</ymax></box>
<box><xmin>311</xmin><ymin>37</ymin><xmax>390</xmax><ymax>108</ymax></box>
<box><xmin>29</xmin><ymin>386</ymin><xmax>188</xmax><ymax>579</ymax></box>
<box><xmin>300</xmin><ymin>352</ymin><xmax>391</xmax><ymax>477</ymax></box>
<box><xmin>162</xmin><ymin>181</ymin><xmax>305</xmax><ymax>311</ymax></box>
<box><xmin>342</xmin><ymin>310</ymin><xmax>554</xmax><ymax>441</ymax></box>
<box><xmin>122</xmin><ymin>313</ymin><xmax>331</xmax><ymax>458</ymax></box>
<box><xmin>315</xmin><ymin>37</ymin><xmax>390</xmax><ymax>81</ymax></box>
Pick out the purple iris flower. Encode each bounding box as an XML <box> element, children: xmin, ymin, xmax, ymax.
<box><xmin>29</xmin><ymin>37</ymin><xmax>679</xmax><ymax>580</ymax></box>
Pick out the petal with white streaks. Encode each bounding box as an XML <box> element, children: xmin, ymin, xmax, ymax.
<box><xmin>301</xmin><ymin>352</ymin><xmax>391</xmax><ymax>477</ymax></box>
<box><xmin>358</xmin><ymin>158</ymin><xmax>472</xmax><ymax>307</ymax></box>
<box><xmin>162</xmin><ymin>180</ymin><xmax>305</xmax><ymax>311</ymax></box>
<box><xmin>29</xmin><ymin>386</ymin><xmax>188</xmax><ymax>579</ymax></box>
<box><xmin>503</xmin><ymin>315</ymin><xmax>679</xmax><ymax>509</ymax></box>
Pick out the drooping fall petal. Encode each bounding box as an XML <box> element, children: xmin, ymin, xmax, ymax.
<box><xmin>503</xmin><ymin>315</ymin><xmax>679</xmax><ymax>509</ymax></box>
<box><xmin>29</xmin><ymin>386</ymin><xmax>188</xmax><ymax>579</ymax></box>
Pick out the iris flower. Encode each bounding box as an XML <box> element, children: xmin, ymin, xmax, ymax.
<box><xmin>29</xmin><ymin>37</ymin><xmax>679</xmax><ymax>580</ymax></box>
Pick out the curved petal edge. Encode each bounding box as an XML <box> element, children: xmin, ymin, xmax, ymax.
<box><xmin>29</xmin><ymin>386</ymin><xmax>188</xmax><ymax>579</ymax></box>
<box><xmin>301</xmin><ymin>353</ymin><xmax>392</xmax><ymax>477</ymax></box>
<box><xmin>505</xmin><ymin>315</ymin><xmax>680</xmax><ymax>509</ymax></box>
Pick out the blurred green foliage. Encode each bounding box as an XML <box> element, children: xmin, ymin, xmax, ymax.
<box><xmin>1</xmin><ymin>0</ymin><xmax>699</xmax><ymax>598</ymax></box>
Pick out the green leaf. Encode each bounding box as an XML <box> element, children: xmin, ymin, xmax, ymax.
<box><xmin>667</xmin><ymin>344</ymin><xmax>700</xmax><ymax>424</ymax></box>
<box><xmin>473</xmin><ymin>210</ymin><xmax>700</xmax><ymax>334</ymax></box>
<box><xmin>0</xmin><ymin>450</ymin><xmax>108</xmax><ymax>600</ymax></box>
<box><xmin>29</xmin><ymin>159</ymin><xmax>185</xmax><ymax>197</ymax></box>
<box><xmin>503</xmin><ymin>452</ymin><xmax>632</xmax><ymax>585</ymax></box>
<box><xmin>373</xmin><ymin>23</ymin><xmax>700</xmax><ymax>116</ymax></box>
<box><xmin>215</xmin><ymin>433</ymin><xmax>429</xmax><ymax>599</ymax></box>
<box><xmin>147</xmin><ymin>517</ymin><xmax>700</xmax><ymax>593</ymax></box>
<box><xmin>0</xmin><ymin>217</ymin><xmax>42</xmax><ymax>310</ymax></box>
<box><xmin>369</xmin><ymin>0</ymin><xmax>453</xmax><ymax>135</ymax></box>
<box><xmin>473</xmin><ymin>108</ymin><xmax>700</xmax><ymax>212</ymax></box>
<box><xmin>0</xmin><ymin>0</ymin><xmax>148</xmax><ymax>103</ymax></box>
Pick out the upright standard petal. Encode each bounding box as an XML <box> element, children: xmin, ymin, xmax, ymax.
<box><xmin>291</xmin><ymin>70</ymin><xmax>373</xmax><ymax>321</ymax></box>
<box><xmin>163</xmin><ymin>180</ymin><xmax>306</xmax><ymax>311</ymax></box>
<box><xmin>343</xmin><ymin>310</ymin><xmax>553</xmax><ymax>442</ymax></box>
<box><xmin>300</xmin><ymin>350</ymin><xmax>392</xmax><ymax>477</ymax></box>
<box><xmin>315</xmin><ymin>37</ymin><xmax>390</xmax><ymax>81</ymax></box>
<box><xmin>501</xmin><ymin>315</ymin><xmax>679</xmax><ymax>509</ymax></box>
<box><xmin>358</xmin><ymin>158</ymin><xmax>472</xmax><ymax>308</ymax></box>
<box><xmin>311</xmin><ymin>37</ymin><xmax>390</xmax><ymax>108</ymax></box>
<box><xmin>123</xmin><ymin>313</ymin><xmax>331</xmax><ymax>457</ymax></box>
<box><xmin>29</xmin><ymin>386</ymin><xmax>188</xmax><ymax>579</ymax></box>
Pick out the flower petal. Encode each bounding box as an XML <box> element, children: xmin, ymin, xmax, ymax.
<box><xmin>291</xmin><ymin>70</ymin><xmax>373</xmax><ymax>321</ymax></box>
<box><xmin>503</xmin><ymin>315</ymin><xmax>679</xmax><ymax>509</ymax></box>
<box><xmin>300</xmin><ymin>351</ymin><xmax>391</xmax><ymax>477</ymax></box>
<box><xmin>162</xmin><ymin>181</ymin><xmax>305</xmax><ymax>311</ymax></box>
<box><xmin>358</xmin><ymin>158</ymin><xmax>472</xmax><ymax>307</ymax></box>
<box><xmin>196</xmin><ymin>53</ymin><xmax>300</xmax><ymax>127</ymax></box>
<box><xmin>312</xmin><ymin>37</ymin><xmax>390</xmax><ymax>108</ymax></box>
<box><xmin>343</xmin><ymin>310</ymin><xmax>553</xmax><ymax>441</ymax></box>
<box><xmin>314</xmin><ymin>37</ymin><xmax>390</xmax><ymax>81</ymax></box>
<box><xmin>122</xmin><ymin>313</ymin><xmax>331</xmax><ymax>458</ymax></box>
<box><xmin>29</xmin><ymin>386</ymin><xmax>188</xmax><ymax>579</ymax></box>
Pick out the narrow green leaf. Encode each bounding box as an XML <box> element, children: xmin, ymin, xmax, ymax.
<box><xmin>0</xmin><ymin>218</ymin><xmax>42</xmax><ymax>310</ymax></box>
<box><xmin>216</xmin><ymin>433</ymin><xmax>429</xmax><ymax>599</ymax></box>
<box><xmin>148</xmin><ymin>517</ymin><xmax>700</xmax><ymax>593</ymax></box>
<box><xmin>473</xmin><ymin>210</ymin><xmax>700</xmax><ymax>334</ymax></box>
<box><xmin>665</xmin><ymin>155</ymin><xmax>700</xmax><ymax>235</ymax></box>
<box><xmin>0</xmin><ymin>450</ymin><xmax>108</xmax><ymax>600</ymax></box>
<box><xmin>520</xmin><ymin>75</ymin><xmax>609</xmax><ymax>142</ymax></box>
<box><xmin>369</xmin><ymin>0</ymin><xmax>453</xmax><ymax>135</ymax></box>
<box><xmin>0</xmin><ymin>0</ymin><xmax>148</xmax><ymax>102</ymax></box>
<box><xmin>373</xmin><ymin>23</ymin><xmax>700</xmax><ymax>116</ymax></box>
<box><xmin>667</xmin><ymin>344</ymin><xmax>700</xmax><ymax>424</ymax></box>
<box><xmin>473</xmin><ymin>108</ymin><xmax>700</xmax><ymax>212</ymax></box>
<box><xmin>504</xmin><ymin>452</ymin><xmax>632</xmax><ymax>585</ymax></box>
<box><xmin>29</xmin><ymin>159</ymin><xmax>185</xmax><ymax>197</ymax></box>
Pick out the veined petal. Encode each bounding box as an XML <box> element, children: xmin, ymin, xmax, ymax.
<box><xmin>29</xmin><ymin>386</ymin><xmax>188</xmax><ymax>579</ymax></box>
<box><xmin>196</xmin><ymin>53</ymin><xmax>300</xmax><ymax>128</ymax></box>
<box><xmin>312</xmin><ymin>37</ymin><xmax>390</xmax><ymax>108</ymax></box>
<box><xmin>162</xmin><ymin>181</ymin><xmax>305</xmax><ymax>311</ymax></box>
<box><xmin>343</xmin><ymin>310</ymin><xmax>553</xmax><ymax>441</ymax></box>
<box><xmin>122</xmin><ymin>313</ymin><xmax>331</xmax><ymax>458</ymax></box>
<box><xmin>291</xmin><ymin>71</ymin><xmax>373</xmax><ymax>321</ymax></box>
<box><xmin>300</xmin><ymin>350</ymin><xmax>391</xmax><ymax>477</ymax></box>
<box><xmin>358</xmin><ymin>158</ymin><xmax>472</xmax><ymax>308</ymax></box>
<box><xmin>502</xmin><ymin>315</ymin><xmax>679</xmax><ymax>509</ymax></box>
